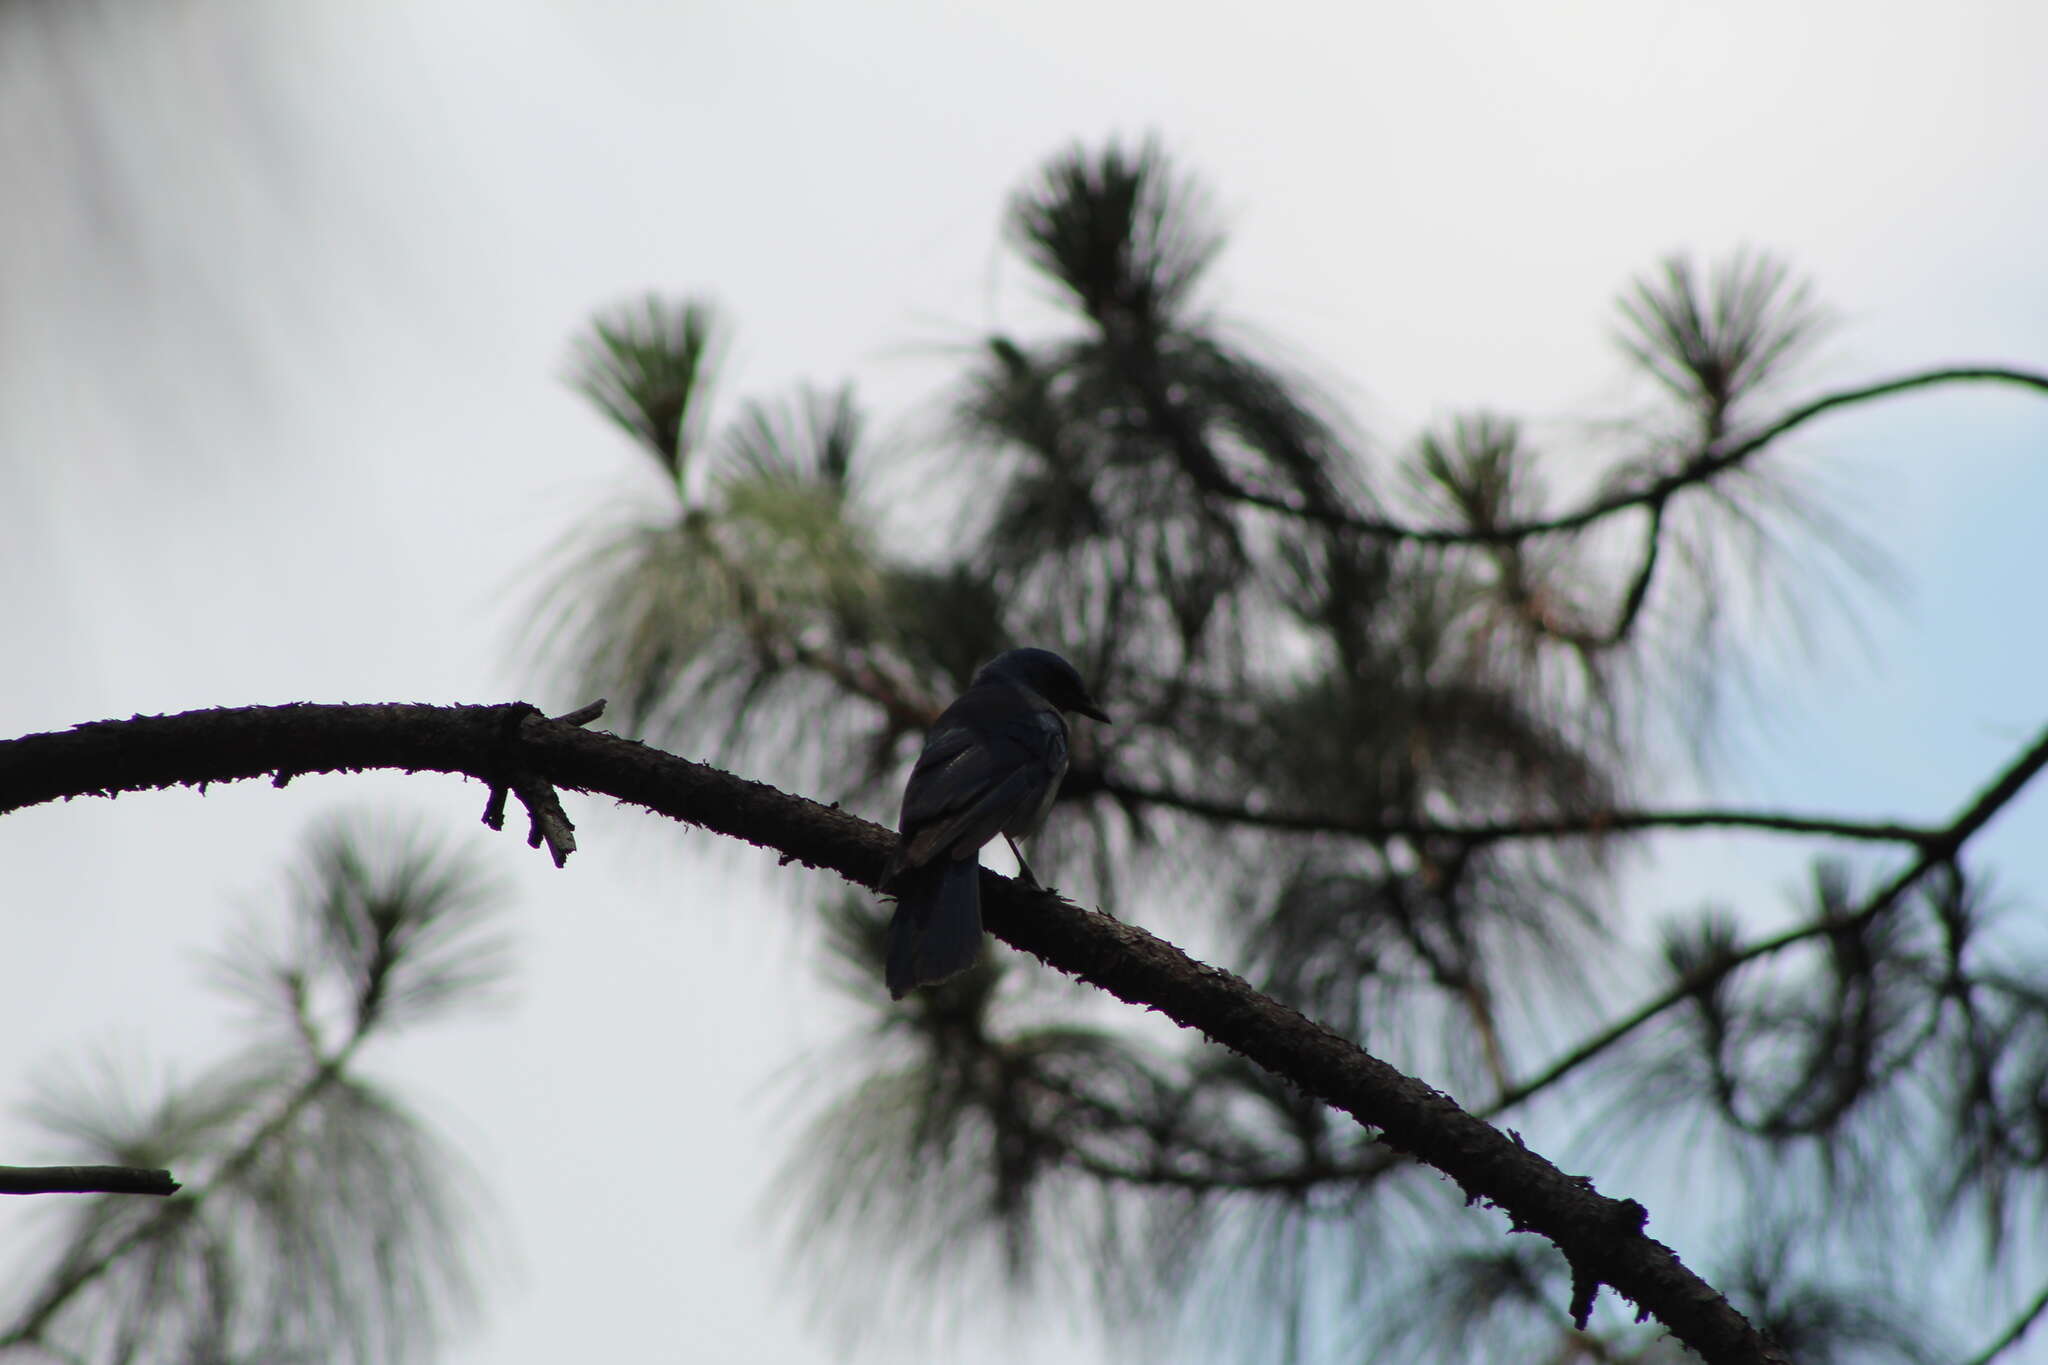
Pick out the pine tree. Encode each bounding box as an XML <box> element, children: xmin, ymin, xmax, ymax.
<box><xmin>537</xmin><ymin>141</ymin><xmax>2048</xmax><ymax>1362</ymax></box>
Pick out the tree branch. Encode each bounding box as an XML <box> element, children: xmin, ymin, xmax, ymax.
<box><xmin>1084</xmin><ymin>772</ymin><xmax>1939</xmax><ymax>848</ymax></box>
<box><xmin>1069</xmin><ymin>1144</ymin><xmax>1401</xmax><ymax>1195</ymax></box>
<box><xmin>1480</xmin><ymin>721</ymin><xmax>2048</xmax><ymax>1120</ymax></box>
<box><xmin>1965</xmin><ymin>1279</ymin><xmax>2048</xmax><ymax>1365</ymax></box>
<box><xmin>0</xmin><ymin>1166</ymin><xmax>178</xmax><ymax>1197</ymax></box>
<box><xmin>1212</xmin><ymin>366</ymin><xmax>2048</xmax><ymax>544</ymax></box>
<box><xmin>1511</xmin><ymin>498</ymin><xmax>1666</xmax><ymax>651</ymax></box>
<box><xmin>0</xmin><ymin>701</ymin><xmax>1784</xmax><ymax>1364</ymax></box>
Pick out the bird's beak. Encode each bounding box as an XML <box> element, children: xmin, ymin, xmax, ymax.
<box><xmin>1075</xmin><ymin>700</ymin><xmax>1112</xmax><ymax>724</ymax></box>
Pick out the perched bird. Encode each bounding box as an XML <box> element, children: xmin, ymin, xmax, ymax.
<box><xmin>882</xmin><ymin>647</ymin><xmax>1110</xmax><ymax>998</ymax></box>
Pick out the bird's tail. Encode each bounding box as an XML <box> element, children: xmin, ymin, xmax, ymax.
<box><xmin>885</xmin><ymin>856</ymin><xmax>983</xmax><ymax>999</ymax></box>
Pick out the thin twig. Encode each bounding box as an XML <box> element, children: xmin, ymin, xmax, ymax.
<box><xmin>0</xmin><ymin>1044</ymin><xmax>366</xmax><ymax>1348</ymax></box>
<box><xmin>551</xmin><ymin>699</ymin><xmax>608</xmax><ymax>727</ymax></box>
<box><xmin>0</xmin><ymin>1166</ymin><xmax>178</xmax><ymax>1198</ymax></box>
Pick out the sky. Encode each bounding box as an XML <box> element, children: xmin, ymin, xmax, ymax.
<box><xmin>2</xmin><ymin>1</ymin><xmax>2046</xmax><ymax>1361</ymax></box>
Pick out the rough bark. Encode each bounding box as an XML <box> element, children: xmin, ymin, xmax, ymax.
<box><xmin>0</xmin><ymin>702</ymin><xmax>1787</xmax><ymax>1363</ymax></box>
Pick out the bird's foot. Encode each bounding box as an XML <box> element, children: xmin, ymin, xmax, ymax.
<box><xmin>1004</xmin><ymin>836</ymin><xmax>1044</xmax><ymax>889</ymax></box>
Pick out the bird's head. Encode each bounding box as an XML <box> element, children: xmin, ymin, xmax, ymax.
<box><xmin>976</xmin><ymin>647</ymin><xmax>1111</xmax><ymax>723</ymax></box>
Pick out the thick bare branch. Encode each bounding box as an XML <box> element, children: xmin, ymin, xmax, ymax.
<box><xmin>0</xmin><ymin>702</ymin><xmax>1784</xmax><ymax>1363</ymax></box>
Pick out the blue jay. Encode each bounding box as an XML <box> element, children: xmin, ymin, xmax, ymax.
<box><xmin>883</xmin><ymin>648</ymin><xmax>1110</xmax><ymax>998</ymax></box>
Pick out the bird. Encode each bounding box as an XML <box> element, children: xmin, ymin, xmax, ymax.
<box><xmin>882</xmin><ymin>647</ymin><xmax>1110</xmax><ymax>999</ymax></box>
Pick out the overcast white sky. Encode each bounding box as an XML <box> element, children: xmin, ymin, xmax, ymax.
<box><xmin>3</xmin><ymin>2</ymin><xmax>2046</xmax><ymax>1361</ymax></box>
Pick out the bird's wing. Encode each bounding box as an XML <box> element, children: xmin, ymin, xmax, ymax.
<box><xmin>900</xmin><ymin>763</ymin><xmax>1056</xmax><ymax>869</ymax></box>
<box><xmin>895</xmin><ymin>686</ymin><xmax>1068</xmax><ymax>868</ymax></box>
